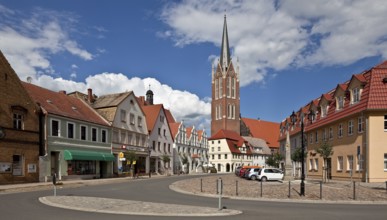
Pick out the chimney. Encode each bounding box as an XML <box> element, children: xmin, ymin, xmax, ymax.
<box><xmin>88</xmin><ymin>88</ymin><xmax>94</xmax><ymax>103</ymax></box>
<box><xmin>59</xmin><ymin>90</ymin><xmax>66</xmax><ymax>95</ymax></box>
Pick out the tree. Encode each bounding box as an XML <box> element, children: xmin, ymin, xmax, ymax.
<box><xmin>291</xmin><ymin>147</ymin><xmax>307</xmax><ymax>163</ymax></box>
<box><xmin>179</xmin><ymin>153</ymin><xmax>189</xmax><ymax>174</ymax></box>
<box><xmin>125</xmin><ymin>151</ymin><xmax>136</xmax><ymax>177</ymax></box>
<box><xmin>266</xmin><ymin>152</ymin><xmax>284</xmax><ymax>168</ymax></box>
<box><xmin>160</xmin><ymin>154</ymin><xmax>171</xmax><ymax>175</ymax></box>
<box><xmin>316</xmin><ymin>141</ymin><xmax>334</xmax><ymax>183</ymax></box>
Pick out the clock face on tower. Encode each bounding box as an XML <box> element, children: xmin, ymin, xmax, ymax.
<box><xmin>0</xmin><ymin>127</ymin><xmax>5</xmax><ymax>139</ymax></box>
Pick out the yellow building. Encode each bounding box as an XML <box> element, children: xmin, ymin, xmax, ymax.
<box><xmin>280</xmin><ymin>61</ymin><xmax>387</xmax><ymax>183</ymax></box>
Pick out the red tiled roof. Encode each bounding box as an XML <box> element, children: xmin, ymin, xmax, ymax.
<box><xmin>164</xmin><ymin>109</ymin><xmax>176</xmax><ymax>123</ymax></box>
<box><xmin>141</xmin><ymin>104</ymin><xmax>163</xmax><ymax>133</ymax></box>
<box><xmin>241</xmin><ymin>118</ymin><xmax>280</xmax><ymax>148</ymax></box>
<box><xmin>197</xmin><ymin>130</ymin><xmax>203</xmax><ymax>141</ymax></box>
<box><xmin>209</xmin><ymin>129</ymin><xmax>252</xmax><ymax>154</ymax></box>
<box><xmin>169</xmin><ymin>122</ymin><xmax>181</xmax><ymax>140</ymax></box>
<box><xmin>23</xmin><ymin>82</ymin><xmax>109</xmax><ymax>126</ymax></box>
<box><xmin>186</xmin><ymin>127</ymin><xmax>193</xmax><ymax>139</ymax></box>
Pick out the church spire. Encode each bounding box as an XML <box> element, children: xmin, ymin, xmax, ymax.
<box><xmin>220</xmin><ymin>14</ymin><xmax>231</xmax><ymax>71</ymax></box>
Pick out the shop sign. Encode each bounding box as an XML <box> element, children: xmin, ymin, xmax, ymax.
<box><xmin>119</xmin><ymin>152</ymin><xmax>124</xmax><ymax>158</ymax></box>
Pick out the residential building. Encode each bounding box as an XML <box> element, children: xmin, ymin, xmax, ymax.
<box><xmin>141</xmin><ymin>103</ymin><xmax>174</xmax><ymax>175</ymax></box>
<box><xmin>279</xmin><ymin>61</ymin><xmax>387</xmax><ymax>183</ymax></box>
<box><xmin>0</xmin><ymin>51</ymin><xmax>40</xmax><ymax>184</ymax></box>
<box><xmin>91</xmin><ymin>91</ymin><xmax>148</xmax><ymax>176</ymax></box>
<box><xmin>23</xmin><ymin>83</ymin><xmax>114</xmax><ymax>181</ymax></box>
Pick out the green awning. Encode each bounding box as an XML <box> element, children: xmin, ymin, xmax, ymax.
<box><xmin>64</xmin><ymin>150</ymin><xmax>115</xmax><ymax>161</ymax></box>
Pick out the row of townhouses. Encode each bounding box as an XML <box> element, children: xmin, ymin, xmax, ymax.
<box><xmin>0</xmin><ymin>51</ymin><xmax>208</xmax><ymax>184</ymax></box>
<box><xmin>279</xmin><ymin>61</ymin><xmax>387</xmax><ymax>183</ymax></box>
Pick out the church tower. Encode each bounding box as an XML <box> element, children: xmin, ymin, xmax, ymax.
<box><xmin>211</xmin><ymin>15</ymin><xmax>240</xmax><ymax>136</ymax></box>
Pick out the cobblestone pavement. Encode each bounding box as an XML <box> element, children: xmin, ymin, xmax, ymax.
<box><xmin>171</xmin><ymin>174</ymin><xmax>387</xmax><ymax>203</ymax></box>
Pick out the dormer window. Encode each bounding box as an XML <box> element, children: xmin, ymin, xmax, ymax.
<box><xmin>321</xmin><ymin>105</ymin><xmax>328</xmax><ymax>118</ymax></box>
<box><xmin>336</xmin><ymin>96</ymin><xmax>344</xmax><ymax>110</ymax></box>
<box><xmin>352</xmin><ymin>87</ymin><xmax>360</xmax><ymax>104</ymax></box>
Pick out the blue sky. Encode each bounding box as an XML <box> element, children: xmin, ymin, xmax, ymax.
<box><xmin>1</xmin><ymin>0</ymin><xmax>387</xmax><ymax>134</ymax></box>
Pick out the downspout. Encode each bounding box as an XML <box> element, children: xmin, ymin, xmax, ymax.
<box><xmin>365</xmin><ymin>112</ymin><xmax>369</xmax><ymax>183</ymax></box>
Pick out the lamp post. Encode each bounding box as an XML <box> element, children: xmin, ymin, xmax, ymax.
<box><xmin>290</xmin><ymin>111</ymin><xmax>310</xmax><ymax>196</ymax></box>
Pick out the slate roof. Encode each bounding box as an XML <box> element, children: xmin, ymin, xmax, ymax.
<box><xmin>92</xmin><ymin>92</ymin><xmax>132</xmax><ymax>109</ymax></box>
<box><xmin>23</xmin><ymin>82</ymin><xmax>109</xmax><ymax>126</ymax></box>
<box><xmin>241</xmin><ymin>118</ymin><xmax>280</xmax><ymax>148</ymax></box>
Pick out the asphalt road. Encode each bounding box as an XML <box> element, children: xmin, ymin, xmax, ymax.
<box><xmin>1</xmin><ymin>175</ymin><xmax>387</xmax><ymax>220</ymax></box>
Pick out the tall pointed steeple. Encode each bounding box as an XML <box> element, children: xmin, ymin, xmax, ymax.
<box><xmin>220</xmin><ymin>14</ymin><xmax>231</xmax><ymax>71</ymax></box>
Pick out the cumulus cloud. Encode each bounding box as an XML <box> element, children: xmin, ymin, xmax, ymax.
<box><xmin>0</xmin><ymin>4</ymin><xmax>93</xmax><ymax>81</ymax></box>
<box><xmin>161</xmin><ymin>0</ymin><xmax>387</xmax><ymax>86</ymax></box>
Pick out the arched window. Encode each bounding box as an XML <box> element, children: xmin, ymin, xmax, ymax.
<box><xmin>226</xmin><ymin>77</ymin><xmax>231</xmax><ymax>97</ymax></box>
<box><xmin>215</xmin><ymin>79</ymin><xmax>218</xmax><ymax>99</ymax></box>
<box><xmin>219</xmin><ymin>78</ymin><xmax>223</xmax><ymax>98</ymax></box>
<box><xmin>231</xmin><ymin>77</ymin><xmax>236</xmax><ymax>98</ymax></box>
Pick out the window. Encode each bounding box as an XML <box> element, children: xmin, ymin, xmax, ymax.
<box><xmin>309</xmin><ymin>159</ymin><xmax>314</xmax><ymax>170</ymax></box>
<box><xmin>309</xmin><ymin>133</ymin><xmax>313</xmax><ymax>144</ymax></box>
<box><xmin>232</xmin><ymin>78</ymin><xmax>236</xmax><ymax>98</ymax></box>
<box><xmin>101</xmin><ymin>130</ymin><xmax>107</xmax><ymax>143</ymax></box>
<box><xmin>215</xmin><ymin>79</ymin><xmax>218</xmax><ymax>99</ymax></box>
<box><xmin>225</xmin><ymin>154</ymin><xmax>228</xmax><ymax>159</ymax></box>
<box><xmin>168</xmin><ymin>144</ymin><xmax>171</xmax><ymax>153</ymax></box>
<box><xmin>338</xmin><ymin>123</ymin><xmax>343</xmax><ymax>138</ymax></box>
<box><xmin>163</xmin><ymin>143</ymin><xmax>166</xmax><ymax>152</ymax></box>
<box><xmin>384</xmin><ymin>115</ymin><xmax>387</xmax><ymax>131</ymax></box>
<box><xmin>163</xmin><ymin>129</ymin><xmax>166</xmax><ymax>136</ymax></box>
<box><xmin>358</xmin><ymin>117</ymin><xmax>364</xmax><ymax>133</ymax></box>
<box><xmin>128</xmin><ymin>133</ymin><xmax>132</xmax><ymax>144</ymax></box>
<box><xmin>212</xmin><ymin>154</ymin><xmax>215</xmax><ymax>160</ymax></box>
<box><xmin>13</xmin><ymin>113</ymin><xmax>23</xmax><ymax>130</ymax></box>
<box><xmin>152</xmin><ymin>141</ymin><xmax>156</xmax><ymax>150</ymax></box>
<box><xmin>51</xmin><ymin>120</ymin><xmax>60</xmax><ymax>137</ymax></box>
<box><xmin>158</xmin><ymin>128</ymin><xmax>161</xmax><ymax>135</ymax></box>
<box><xmin>315</xmin><ymin>131</ymin><xmax>318</xmax><ymax>143</ymax></box>
<box><xmin>137</xmin><ymin>116</ymin><xmax>142</xmax><ymax>127</ymax></box>
<box><xmin>12</xmin><ymin>155</ymin><xmax>23</xmax><ymax>176</ymax></box>
<box><xmin>67</xmin><ymin>123</ymin><xmax>74</xmax><ymax>139</ymax></box>
<box><xmin>80</xmin><ymin>125</ymin><xmax>87</xmax><ymax>140</ymax></box>
<box><xmin>315</xmin><ymin>158</ymin><xmax>319</xmax><ymax>171</ymax></box>
<box><xmin>322</xmin><ymin>129</ymin><xmax>327</xmax><ymax>142</ymax></box>
<box><xmin>337</xmin><ymin>156</ymin><xmax>343</xmax><ymax>171</ymax></box>
<box><xmin>159</xmin><ymin>116</ymin><xmax>164</xmax><ymax>122</ymax></box>
<box><xmin>91</xmin><ymin>128</ymin><xmax>97</xmax><ymax>142</ymax></box>
<box><xmin>352</xmin><ymin>87</ymin><xmax>360</xmax><ymax>104</ymax></box>
<box><xmin>357</xmin><ymin>155</ymin><xmax>363</xmax><ymax>171</ymax></box>
<box><xmin>120</xmin><ymin>109</ymin><xmax>126</xmax><ymax>122</ymax></box>
<box><xmin>219</xmin><ymin>78</ymin><xmax>222</xmax><ymax>98</ymax></box>
<box><xmin>337</xmin><ymin>96</ymin><xmax>344</xmax><ymax>110</ymax></box>
<box><xmin>218</xmin><ymin>154</ymin><xmax>221</xmax><ymax>159</ymax></box>
<box><xmin>157</xmin><ymin>142</ymin><xmax>161</xmax><ymax>151</ymax></box>
<box><xmin>384</xmin><ymin>153</ymin><xmax>387</xmax><ymax>171</ymax></box>
<box><xmin>329</xmin><ymin>127</ymin><xmax>333</xmax><ymax>140</ymax></box>
<box><xmin>348</xmin><ymin>120</ymin><xmax>354</xmax><ymax>136</ymax></box>
<box><xmin>130</xmin><ymin>113</ymin><xmax>135</xmax><ymax>125</ymax></box>
<box><xmin>120</xmin><ymin>131</ymin><xmax>126</xmax><ymax>143</ymax></box>
<box><xmin>321</xmin><ymin>105</ymin><xmax>327</xmax><ymax>118</ymax></box>
<box><xmin>211</xmin><ymin>147</ymin><xmax>214</xmax><ymax>152</ymax></box>
<box><xmin>218</xmin><ymin>147</ymin><xmax>221</xmax><ymax>151</ymax></box>
<box><xmin>226</xmin><ymin>77</ymin><xmax>230</xmax><ymax>97</ymax></box>
<box><xmin>347</xmin><ymin>155</ymin><xmax>353</xmax><ymax>171</ymax></box>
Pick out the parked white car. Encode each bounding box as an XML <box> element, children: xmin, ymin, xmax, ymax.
<box><xmin>257</xmin><ymin>168</ymin><xmax>283</xmax><ymax>181</ymax></box>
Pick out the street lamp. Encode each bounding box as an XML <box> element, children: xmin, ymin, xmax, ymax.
<box><xmin>290</xmin><ymin>110</ymin><xmax>313</xmax><ymax>196</ymax></box>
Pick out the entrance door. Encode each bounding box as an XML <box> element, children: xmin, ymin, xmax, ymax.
<box><xmin>326</xmin><ymin>158</ymin><xmax>332</xmax><ymax>179</ymax></box>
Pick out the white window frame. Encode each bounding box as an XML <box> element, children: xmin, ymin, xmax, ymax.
<box><xmin>314</xmin><ymin>158</ymin><xmax>319</xmax><ymax>171</ymax></box>
<box><xmin>130</xmin><ymin>113</ymin><xmax>135</xmax><ymax>125</ymax></box>
<box><xmin>13</xmin><ymin>112</ymin><xmax>24</xmax><ymax>130</ymax></box>
<box><xmin>101</xmin><ymin>129</ymin><xmax>107</xmax><ymax>143</ymax></box>
<box><xmin>352</xmin><ymin>87</ymin><xmax>360</xmax><ymax>104</ymax></box>
<box><xmin>338</xmin><ymin>123</ymin><xmax>343</xmax><ymax>138</ymax></box>
<box><xmin>337</xmin><ymin>96</ymin><xmax>344</xmax><ymax>110</ymax></box>
<box><xmin>91</xmin><ymin>127</ymin><xmax>98</xmax><ymax>142</ymax></box>
<box><xmin>348</xmin><ymin>120</ymin><xmax>354</xmax><ymax>136</ymax></box>
<box><xmin>51</xmin><ymin>119</ymin><xmax>60</xmax><ymax>137</ymax></box>
<box><xmin>358</xmin><ymin>117</ymin><xmax>364</xmax><ymax>133</ymax></box>
<box><xmin>347</xmin><ymin>155</ymin><xmax>353</xmax><ymax>171</ymax></box>
<box><xmin>309</xmin><ymin>159</ymin><xmax>314</xmax><ymax>171</ymax></box>
<box><xmin>384</xmin><ymin>153</ymin><xmax>387</xmax><ymax>171</ymax></box>
<box><xmin>357</xmin><ymin>154</ymin><xmax>363</xmax><ymax>171</ymax></box>
<box><xmin>80</xmin><ymin>125</ymin><xmax>87</xmax><ymax>141</ymax></box>
<box><xmin>384</xmin><ymin>115</ymin><xmax>387</xmax><ymax>132</ymax></box>
<box><xmin>120</xmin><ymin>109</ymin><xmax>126</xmax><ymax>122</ymax></box>
<box><xmin>67</xmin><ymin>122</ymin><xmax>75</xmax><ymax>139</ymax></box>
<box><xmin>337</xmin><ymin>156</ymin><xmax>343</xmax><ymax>171</ymax></box>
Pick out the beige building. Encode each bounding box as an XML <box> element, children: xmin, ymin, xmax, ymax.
<box><xmin>279</xmin><ymin>61</ymin><xmax>387</xmax><ymax>183</ymax></box>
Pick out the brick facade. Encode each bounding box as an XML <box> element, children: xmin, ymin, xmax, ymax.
<box><xmin>0</xmin><ymin>51</ymin><xmax>40</xmax><ymax>184</ymax></box>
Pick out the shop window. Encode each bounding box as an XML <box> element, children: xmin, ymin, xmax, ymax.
<box><xmin>68</xmin><ymin>160</ymin><xmax>96</xmax><ymax>175</ymax></box>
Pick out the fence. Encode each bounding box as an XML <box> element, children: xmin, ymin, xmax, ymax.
<box><xmin>193</xmin><ymin>176</ymin><xmax>387</xmax><ymax>201</ymax></box>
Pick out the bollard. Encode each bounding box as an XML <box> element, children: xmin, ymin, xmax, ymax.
<box><xmin>260</xmin><ymin>180</ymin><xmax>263</xmax><ymax>197</ymax></box>
<box><xmin>236</xmin><ymin>180</ymin><xmax>238</xmax><ymax>196</ymax></box>
<box><xmin>200</xmin><ymin>178</ymin><xmax>203</xmax><ymax>192</ymax></box>
<box><xmin>353</xmin><ymin>181</ymin><xmax>356</xmax><ymax>200</ymax></box>
<box><xmin>288</xmin><ymin>181</ymin><xmax>291</xmax><ymax>198</ymax></box>
<box><xmin>320</xmin><ymin>181</ymin><xmax>322</xmax><ymax>200</ymax></box>
<box><xmin>218</xmin><ymin>178</ymin><xmax>223</xmax><ymax>211</ymax></box>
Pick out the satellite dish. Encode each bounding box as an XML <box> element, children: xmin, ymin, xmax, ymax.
<box><xmin>27</xmin><ymin>76</ymin><xmax>32</xmax><ymax>83</ymax></box>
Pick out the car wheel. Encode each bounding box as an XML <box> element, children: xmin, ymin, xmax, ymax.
<box><xmin>261</xmin><ymin>176</ymin><xmax>267</xmax><ymax>182</ymax></box>
<box><xmin>251</xmin><ymin>176</ymin><xmax>257</xmax><ymax>181</ymax></box>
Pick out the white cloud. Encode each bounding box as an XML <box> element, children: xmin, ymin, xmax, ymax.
<box><xmin>0</xmin><ymin>4</ymin><xmax>93</xmax><ymax>81</ymax></box>
<box><xmin>161</xmin><ymin>0</ymin><xmax>387</xmax><ymax>85</ymax></box>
